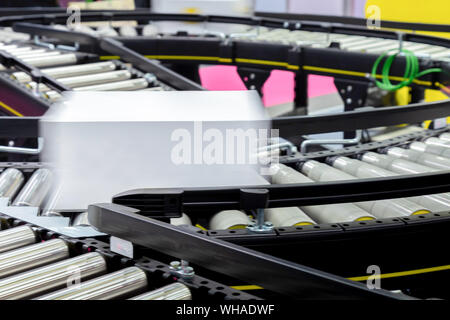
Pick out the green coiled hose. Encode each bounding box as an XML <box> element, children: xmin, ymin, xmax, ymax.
<box><xmin>371</xmin><ymin>48</ymin><xmax>442</xmax><ymax>91</ymax></box>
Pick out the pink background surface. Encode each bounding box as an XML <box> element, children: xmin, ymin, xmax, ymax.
<box><xmin>199</xmin><ymin>65</ymin><xmax>337</xmax><ymax>107</ymax></box>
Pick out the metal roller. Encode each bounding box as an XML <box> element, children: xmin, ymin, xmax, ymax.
<box><xmin>130</xmin><ymin>282</ymin><xmax>191</xmax><ymax>300</ymax></box>
<box><xmin>360</xmin><ymin>152</ymin><xmax>436</xmax><ymax>174</ymax></box>
<box><xmin>210</xmin><ymin>210</ymin><xmax>251</xmax><ymax>230</ymax></box>
<box><xmin>431</xmin><ymin>50</ymin><xmax>450</xmax><ymax>60</ymax></box>
<box><xmin>0</xmin><ymin>239</ymin><xmax>69</xmax><ymax>278</ymax></box>
<box><xmin>0</xmin><ymin>44</ymin><xmax>18</xmax><ymax>50</ymax></box>
<box><xmin>409</xmin><ymin>141</ymin><xmax>450</xmax><ymax>158</ymax></box>
<box><xmin>348</xmin><ymin>39</ymin><xmax>396</xmax><ymax>52</ymax></box>
<box><xmin>73</xmin><ymin>78</ymin><xmax>148</xmax><ymax>91</ymax></box>
<box><xmin>170</xmin><ymin>213</ymin><xmax>192</xmax><ymax>226</ymax></box>
<box><xmin>415</xmin><ymin>46</ymin><xmax>448</xmax><ymax>55</ymax></box>
<box><xmin>12</xmin><ymin>61</ymin><xmax>117</xmax><ymax>83</ymax></box>
<box><xmin>21</xmin><ymin>53</ymin><xmax>78</xmax><ymax>68</ymax></box>
<box><xmin>386</xmin><ymin>147</ymin><xmax>450</xmax><ymax>171</ymax></box>
<box><xmin>12</xmin><ymin>168</ymin><xmax>53</xmax><ymax>207</ymax></box>
<box><xmin>0</xmin><ymin>168</ymin><xmax>24</xmax><ymax>200</ymax></box>
<box><xmin>301</xmin><ymin>160</ymin><xmax>431</xmax><ymax>218</ymax></box>
<box><xmin>331</xmin><ymin>156</ymin><xmax>450</xmax><ymax>212</ymax></box>
<box><xmin>36</xmin><ymin>266</ymin><xmax>147</xmax><ymax>300</ymax></box>
<box><xmin>140</xmin><ymin>86</ymin><xmax>164</xmax><ymax>91</ymax></box>
<box><xmin>342</xmin><ymin>38</ymin><xmax>385</xmax><ymax>50</ymax></box>
<box><xmin>0</xmin><ymin>226</ymin><xmax>36</xmax><ymax>254</ymax></box>
<box><xmin>0</xmin><ymin>252</ymin><xmax>106</xmax><ymax>300</ymax></box>
<box><xmin>58</xmin><ymin>70</ymin><xmax>132</xmax><ymax>88</ymax></box>
<box><xmin>2</xmin><ymin>47</ymin><xmax>35</xmax><ymax>54</ymax></box>
<box><xmin>27</xmin><ymin>70</ymin><xmax>133</xmax><ymax>92</ymax></box>
<box><xmin>271</xmin><ymin>164</ymin><xmax>374</xmax><ymax>223</ymax></box>
<box><xmin>16</xmin><ymin>51</ymin><xmax>60</xmax><ymax>60</ymax></box>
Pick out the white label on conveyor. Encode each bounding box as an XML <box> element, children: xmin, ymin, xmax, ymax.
<box><xmin>110</xmin><ymin>236</ymin><xmax>134</xmax><ymax>259</ymax></box>
<box><xmin>434</xmin><ymin>118</ymin><xmax>447</xmax><ymax>129</ymax></box>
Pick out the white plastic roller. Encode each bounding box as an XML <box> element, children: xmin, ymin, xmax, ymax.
<box><xmin>271</xmin><ymin>164</ymin><xmax>374</xmax><ymax>223</ymax></box>
<box><xmin>331</xmin><ymin>156</ymin><xmax>450</xmax><ymax>212</ymax></box>
<box><xmin>119</xmin><ymin>25</ymin><xmax>138</xmax><ymax>37</ymax></box>
<box><xmin>170</xmin><ymin>213</ymin><xmax>192</xmax><ymax>226</ymax></box>
<box><xmin>209</xmin><ymin>210</ymin><xmax>251</xmax><ymax>230</ymax></box>
<box><xmin>424</xmin><ymin>137</ymin><xmax>450</xmax><ymax>149</ymax></box>
<box><xmin>439</xmin><ymin>133</ymin><xmax>450</xmax><ymax>142</ymax></box>
<box><xmin>360</xmin><ymin>152</ymin><xmax>436</xmax><ymax>174</ymax></box>
<box><xmin>386</xmin><ymin>147</ymin><xmax>450</xmax><ymax>170</ymax></box>
<box><xmin>409</xmin><ymin>141</ymin><xmax>450</xmax><ymax>159</ymax></box>
<box><xmin>142</xmin><ymin>24</ymin><xmax>159</xmax><ymax>37</ymax></box>
<box><xmin>264</xmin><ymin>207</ymin><xmax>315</xmax><ymax>227</ymax></box>
<box><xmin>302</xmin><ymin>160</ymin><xmax>431</xmax><ymax>218</ymax></box>
<box><xmin>95</xmin><ymin>26</ymin><xmax>119</xmax><ymax>37</ymax></box>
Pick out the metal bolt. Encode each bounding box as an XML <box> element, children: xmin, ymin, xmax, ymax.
<box><xmin>170</xmin><ymin>261</ymin><xmax>181</xmax><ymax>269</ymax></box>
<box><xmin>346</xmin><ymin>98</ymin><xmax>353</xmax><ymax>105</ymax></box>
<box><xmin>247</xmin><ymin>209</ymin><xmax>274</xmax><ymax>233</ymax></box>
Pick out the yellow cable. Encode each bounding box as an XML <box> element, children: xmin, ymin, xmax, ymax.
<box><xmin>99</xmin><ymin>54</ymin><xmax>442</xmax><ymax>89</ymax></box>
<box><xmin>195</xmin><ymin>224</ymin><xmax>207</xmax><ymax>231</ymax></box>
<box><xmin>231</xmin><ymin>264</ymin><xmax>450</xmax><ymax>290</ymax></box>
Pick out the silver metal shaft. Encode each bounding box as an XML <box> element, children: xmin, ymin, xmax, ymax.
<box><xmin>73</xmin><ymin>78</ymin><xmax>149</xmax><ymax>91</ymax></box>
<box><xmin>12</xmin><ymin>168</ymin><xmax>53</xmax><ymax>207</ymax></box>
<box><xmin>36</xmin><ymin>266</ymin><xmax>147</xmax><ymax>300</ymax></box>
<box><xmin>11</xmin><ymin>61</ymin><xmax>117</xmax><ymax>83</ymax></box>
<box><xmin>21</xmin><ymin>53</ymin><xmax>77</xmax><ymax>68</ymax></box>
<box><xmin>0</xmin><ymin>252</ymin><xmax>106</xmax><ymax>299</ymax></box>
<box><xmin>27</xmin><ymin>70</ymin><xmax>132</xmax><ymax>92</ymax></box>
<box><xmin>15</xmin><ymin>51</ymin><xmax>60</xmax><ymax>60</ymax></box>
<box><xmin>0</xmin><ymin>238</ymin><xmax>69</xmax><ymax>278</ymax></box>
<box><xmin>129</xmin><ymin>282</ymin><xmax>191</xmax><ymax>300</ymax></box>
<box><xmin>0</xmin><ymin>226</ymin><xmax>36</xmax><ymax>254</ymax></box>
<box><xmin>0</xmin><ymin>168</ymin><xmax>24</xmax><ymax>200</ymax></box>
<box><xmin>58</xmin><ymin>70</ymin><xmax>132</xmax><ymax>88</ymax></box>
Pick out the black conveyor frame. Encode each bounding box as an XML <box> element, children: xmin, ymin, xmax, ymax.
<box><xmin>88</xmin><ymin>202</ymin><xmax>410</xmax><ymax>300</ymax></box>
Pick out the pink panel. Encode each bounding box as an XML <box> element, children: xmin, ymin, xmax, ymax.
<box><xmin>199</xmin><ymin>66</ymin><xmax>337</xmax><ymax>107</ymax></box>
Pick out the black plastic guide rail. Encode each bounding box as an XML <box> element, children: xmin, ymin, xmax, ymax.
<box><xmin>109</xmin><ymin>171</ymin><xmax>450</xmax><ymax>218</ymax></box>
<box><xmin>0</xmin><ymin>96</ymin><xmax>448</xmax><ymax>145</ymax></box>
<box><xmin>87</xmin><ymin>202</ymin><xmax>410</xmax><ymax>300</ymax></box>
<box><xmin>255</xmin><ymin>12</ymin><xmax>450</xmax><ymax>34</ymax></box>
<box><xmin>100</xmin><ymin>37</ymin><xmax>204</xmax><ymax>91</ymax></box>
<box><xmin>273</xmin><ymin>99</ymin><xmax>450</xmax><ymax>138</ymax></box>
